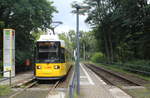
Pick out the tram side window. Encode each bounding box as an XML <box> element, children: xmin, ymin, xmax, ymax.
<box><xmin>60</xmin><ymin>48</ymin><xmax>65</xmax><ymax>63</ymax></box>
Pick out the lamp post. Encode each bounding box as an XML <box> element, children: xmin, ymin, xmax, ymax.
<box><xmin>75</xmin><ymin>4</ymin><xmax>80</xmax><ymax>95</ymax></box>
<box><xmin>73</xmin><ymin>4</ymin><xmax>90</xmax><ymax>95</ymax></box>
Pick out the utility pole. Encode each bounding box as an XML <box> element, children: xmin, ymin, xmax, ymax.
<box><xmin>73</xmin><ymin>3</ymin><xmax>90</xmax><ymax>95</ymax></box>
<box><xmin>76</xmin><ymin>5</ymin><xmax>80</xmax><ymax>95</ymax></box>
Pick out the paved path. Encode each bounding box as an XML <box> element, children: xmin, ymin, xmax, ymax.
<box><xmin>79</xmin><ymin>64</ymin><xmax>132</xmax><ymax>98</ymax></box>
<box><xmin>0</xmin><ymin>71</ymin><xmax>33</xmax><ymax>85</ymax></box>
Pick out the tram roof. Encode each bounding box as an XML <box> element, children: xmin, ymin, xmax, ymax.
<box><xmin>37</xmin><ymin>35</ymin><xmax>65</xmax><ymax>47</ymax></box>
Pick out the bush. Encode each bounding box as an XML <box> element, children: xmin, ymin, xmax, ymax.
<box><xmin>126</xmin><ymin>60</ymin><xmax>150</xmax><ymax>66</ymax></box>
<box><xmin>91</xmin><ymin>52</ymin><xmax>105</xmax><ymax>63</ymax></box>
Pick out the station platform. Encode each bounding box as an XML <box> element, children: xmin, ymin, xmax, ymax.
<box><xmin>0</xmin><ymin>71</ymin><xmax>33</xmax><ymax>86</ymax></box>
<box><xmin>79</xmin><ymin>64</ymin><xmax>132</xmax><ymax>98</ymax></box>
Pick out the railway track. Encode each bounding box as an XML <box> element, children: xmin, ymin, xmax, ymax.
<box><xmin>84</xmin><ymin>63</ymin><xmax>141</xmax><ymax>86</ymax></box>
<box><xmin>46</xmin><ymin>80</ymin><xmax>60</xmax><ymax>98</ymax></box>
<box><xmin>8</xmin><ymin>68</ymin><xmax>73</xmax><ymax>98</ymax></box>
<box><xmin>9</xmin><ymin>80</ymin><xmax>38</xmax><ymax>98</ymax></box>
<box><xmin>11</xmin><ymin>77</ymin><xmax>35</xmax><ymax>88</ymax></box>
<box><xmin>4</xmin><ymin>67</ymin><xmax>73</xmax><ymax>98</ymax></box>
<box><xmin>10</xmin><ymin>79</ymin><xmax>62</xmax><ymax>98</ymax></box>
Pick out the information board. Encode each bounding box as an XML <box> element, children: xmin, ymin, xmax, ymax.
<box><xmin>3</xmin><ymin>29</ymin><xmax>15</xmax><ymax>77</ymax></box>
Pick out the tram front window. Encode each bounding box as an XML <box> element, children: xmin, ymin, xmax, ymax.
<box><xmin>36</xmin><ymin>42</ymin><xmax>61</xmax><ymax>63</ymax></box>
<box><xmin>38</xmin><ymin>52</ymin><xmax>59</xmax><ymax>63</ymax></box>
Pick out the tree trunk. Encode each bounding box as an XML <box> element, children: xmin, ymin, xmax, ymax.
<box><xmin>83</xmin><ymin>43</ymin><xmax>86</xmax><ymax>61</ymax></box>
<box><xmin>108</xmin><ymin>31</ymin><xmax>114</xmax><ymax>63</ymax></box>
<box><xmin>0</xmin><ymin>30</ymin><xmax>3</xmax><ymax>61</ymax></box>
<box><xmin>104</xmin><ymin>33</ymin><xmax>110</xmax><ymax>64</ymax></box>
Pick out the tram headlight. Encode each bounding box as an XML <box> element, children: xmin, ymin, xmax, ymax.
<box><xmin>37</xmin><ymin>66</ymin><xmax>41</xmax><ymax>69</ymax></box>
<box><xmin>54</xmin><ymin>65</ymin><xmax>60</xmax><ymax>69</ymax></box>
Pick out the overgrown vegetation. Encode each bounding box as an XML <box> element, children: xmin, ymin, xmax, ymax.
<box><xmin>59</xmin><ymin>30</ymin><xmax>96</xmax><ymax>61</ymax></box>
<box><xmin>84</xmin><ymin>0</ymin><xmax>150</xmax><ymax>63</ymax></box>
<box><xmin>0</xmin><ymin>85</ymin><xmax>11</xmax><ymax>96</ymax></box>
<box><xmin>91</xmin><ymin>52</ymin><xmax>105</xmax><ymax>63</ymax></box>
<box><xmin>120</xmin><ymin>60</ymin><xmax>150</xmax><ymax>76</ymax></box>
<box><xmin>126</xmin><ymin>88</ymin><xmax>150</xmax><ymax>98</ymax></box>
<box><xmin>0</xmin><ymin>0</ymin><xmax>57</xmax><ymax>71</ymax></box>
<box><xmin>0</xmin><ymin>61</ymin><xmax>2</xmax><ymax>77</ymax></box>
<box><xmin>81</xmin><ymin>0</ymin><xmax>150</xmax><ymax>76</ymax></box>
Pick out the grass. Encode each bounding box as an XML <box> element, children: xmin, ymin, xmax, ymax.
<box><xmin>74</xmin><ymin>91</ymin><xmax>78</xmax><ymax>98</ymax></box>
<box><xmin>0</xmin><ymin>61</ymin><xmax>2</xmax><ymax>79</ymax></box>
<box><xmin>0</xmin><ymin>74</ymin><xmax>2</xmax><ymax>78</ymax></box>
<box><xmin>125</xmin><ymin>88</ymin><xmax>150</xmax><ymax>98</ymax></box>
<box><xmin>67</xmin><ymin>91</ymin><xmax>78</xmax><ymax>98</ymax></box>
<box><xmin>0</xmin><ymin>85</ymin><xmax>12</xmax><ymax>96</ymax></box>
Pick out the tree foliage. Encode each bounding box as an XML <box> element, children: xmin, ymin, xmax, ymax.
<box><xmin>91</xmin><ymin>52</ymin><xmax>104</xmax><ymax>63</ymax></box>
<box><xmin>79</xmin><ymin>31</ymin><xmax>97</xmax><ymax>60</ymax></box>
<box><xmin>59</xmin><ymin>30</ymin><xmax>96</xmax><ymax>60</ymax></box>
<box><xmin>84</xmin><ymin>0</ymin><xmax>150</xmax><ymax>63</ymax></box>
<box><xmin>0</xmin><ymin>0</ymin><xmax>56</xmax><ymax>66</ymax></box>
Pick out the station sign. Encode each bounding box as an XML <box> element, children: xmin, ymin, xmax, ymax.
<box><xmin>3</xmin><ymin>29</ymin><xmax>15</xmax><ymax>77</ymax></box>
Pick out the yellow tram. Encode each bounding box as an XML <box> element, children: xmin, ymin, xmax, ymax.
<box><xmin>34</xmin><ymin>35</ymin><xmax>71</xmax><ymax>80</ymax></box>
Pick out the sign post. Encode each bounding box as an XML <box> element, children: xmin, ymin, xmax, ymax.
<box><xmin>3</xmin><ymin>29</ymin><xmax>15</xmax><ymax>77</ymax></box>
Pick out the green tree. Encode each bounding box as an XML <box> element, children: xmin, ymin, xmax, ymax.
<box><xmin>84</xmin><ymin>0</ymin><xmax>150</xmax><ymax>63</ymax></box>
<box><xmin>0</xmin><ymin>0</ymin><xmax>56</xmax><ymax>67</ymax></box>
<box><xmin>59</xmin><ymin>30</ymin><xmax>76</xmax><ymax>53</ymax></box>
<box><xmin>59</xmin><ymin>30</ymin><xmax>97</xmax><ymax>61</ymax></box>
<box><xmin>80</xmin><ymin>31</ymin><xmax>97</xmax><ymax>60</ymax></box>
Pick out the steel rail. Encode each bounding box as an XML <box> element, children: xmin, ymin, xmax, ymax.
<box><xmin>11</xmin><ymin>77</ymin><xmax>35</xmax><ymax>88</ymax></box>
<box><xmin>9</xmin><ymin>80</ymin><xmax>37</xmax><ymax>98</ymax></box>
<box><xmin>46</xmin><ymin>80</ymin><xmax>60</xmax><ymax>98</ymax></box>
<box><xmin>85</xmin><ymin>63</ymin><xmax>141</xmax><ymax>86</ymax></box>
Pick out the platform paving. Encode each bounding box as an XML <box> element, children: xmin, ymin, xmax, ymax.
<box><xmin>79</xmin><ymin>64</ymin><xmax>132</xmax><ymax>98</ymax></box>
<box><xmin>0</xmin><ymin>71</ymin><xmax>33</xmax><ymax>85</ymax></box>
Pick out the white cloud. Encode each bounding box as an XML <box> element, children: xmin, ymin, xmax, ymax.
<box><xmin>51</xmin><ymin>0</ymin><xmax>90</xmax><ymax>33</ymax></box>
<box><xmin>55</xmin><ymin>25</ymin><xmax>74</xmax><ymax>34</ymax></box>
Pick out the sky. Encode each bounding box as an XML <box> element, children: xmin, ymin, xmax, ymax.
<box><xmin>50</xmin><ymin>0</ymin><xmax>90</xmax><ymax>34</ymax></box>
<box><xmin>50</xmin><ymin>0</ymin><xmax>150</xmax><ymax>34</ymax></box>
